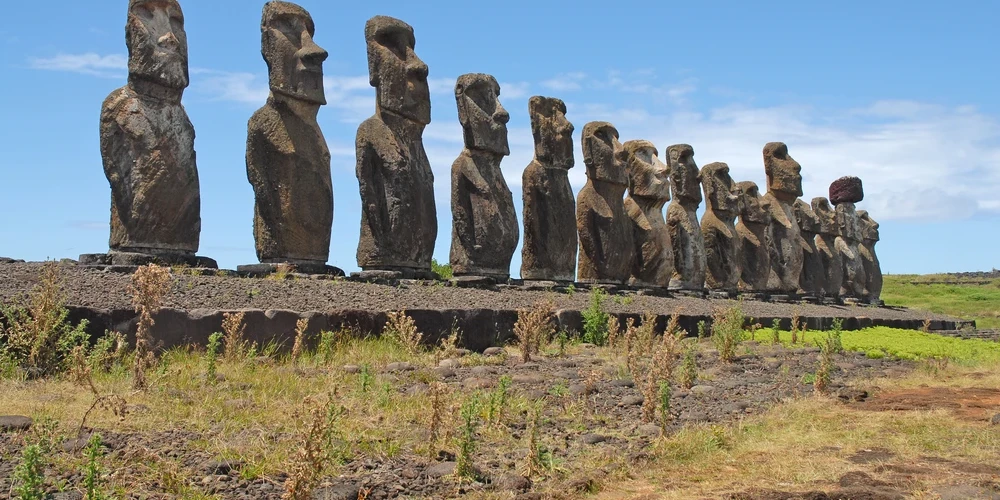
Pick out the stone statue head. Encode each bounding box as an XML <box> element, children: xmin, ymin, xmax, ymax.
<box><xmin>836</xmin><ymin>203</ymin><xmax>862</xmax><ymax>242</ymax></box>
<box><xmin>667</xmin><ymin>144</ymin><xmax>702</xmax><ymax>205</ymax></box>
<box><xmin>126</xmin><ymin>0</ymin><xmax>189</xmax><ymax>90</ymax></box>
<box><xmin>763</xmin><ymin>142</ymin><xmax>803</xmax><ymax>200</ymax></box>
<box><xmin>455</xmin><ymin>74</ymin><xmax>509</xmax><ymax>156</ymax></box>
<box><xmin>261</xmin><ymin>1</ymin><xmax>328</xmax><ymax>106</ymax></box>
<box><xmin>529</xmin><ymin>96</ymin><xmax>574</xmax><ymax>169</ymax></box>
<box><xmin>811</xmin><ymin>197</ymin><xmax>839</xmax><ymax>237</ymax></box>
<box><xmin>736</xmin><ymin>181</ymin><xmax>770</xmax><ymax>225</ymax></box>
<box><xmin>365</xmin><ymin>16</ymin><xmax>430</xmax><ymax>124</ymax></box>
<box><xmin>793</xmin><ymin>198</ymin><xmax>820</xmax><ymax>234</ymax></box>
<box><xmin>701</xmin><ymin>162</ymin><xmax>739</xmax><ymax>215</ymax></box>
<box><xmin>857</xmin><ymin>210</ymin><xmax>880</xmax><ymax>243</ymax></box>
<box><xmin>581</xmin><ymin>122</ymin><xmax>627</xmax><ymax>186</ymax></box>
<box><xmin>623</xmin><ymin>140</ymin><xmax>670</xmax><ymax>201</ymax></box>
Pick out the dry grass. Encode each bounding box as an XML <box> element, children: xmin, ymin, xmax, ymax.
<box><xmin>384</xmin><ymin>310</ymin><xmax>423</xmax><ymax>356</ymax></box>
<box><xmin>513</xmin><ymin>300</ymin><xmax>555</xmax><ymax>363</ymax></box>
<box><xmin>128</xmin><ymin>264</ymin><xmax>171</xmax><ymax>390</ymax></box>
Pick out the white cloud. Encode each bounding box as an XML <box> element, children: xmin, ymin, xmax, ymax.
<box><xmin>428</xmin><ymin>77</ymin><xmax>456</xmax><ymax>95</ymax></box>
<box><xmin>541</xmin><ymin>72</ymin><xmax>586</xmax><ymax>92</ymax></box>
<box><xmin>500</xmin><ymin>81</ymin><xmax>530</xmax><ymax>100</ymax></box>
<box><xmin>29</xmin><ymin>53</ymin><xmax>126</xmax><ymax>78</ymax></box>
<box><xmin>195</xmin><ymin>71</ymin><xmax>269</xmax><ymax>104</ymax></box>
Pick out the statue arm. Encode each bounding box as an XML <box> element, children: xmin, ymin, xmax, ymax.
<box><xmin>356</xmin><ymin>140</ymin><xmax>389</xmax><ymax>241</ymax></box>
<box><xmin>452</xmin><ymin>157</ymin><xmax>480</xmax><ymax>253</ymax></box>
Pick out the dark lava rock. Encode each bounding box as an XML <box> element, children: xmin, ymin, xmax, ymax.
<box><xmin>0</xmin><ymin>415</ymin><xmax>32</xmax><ymax>432</ymax></box>
<box><xmin>424</xmin><ymin>461</ymin><xmax>457</xmax><ymax>478</ymax></box>
<box><xmin>991</xmin><ymin>413</ymin><xmax>1000</xmax><ymax>426</ymax></box>
<box><xmin>205</xmin><ymin>459</ymin><xmax>245</xmax><ymax>475</ymax></box>
<box><xmin>580</xmin><ymin>434</ymin><xmax>608</xmax><ymax>445</ymax></box>
<box><xmin>312</xmin><ymin>483</ymin><xmax>360</xmax><ymax>500</ymax></box>
<box><xmin>483</xmin><ymin>347</ymin><xmax>505</xmax><ymax>357</ymax></box>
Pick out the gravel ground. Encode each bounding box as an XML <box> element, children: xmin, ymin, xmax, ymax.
<box><xmin>0</xmin><ymin>261</ymin><xmax>959</xmax><ymax>325</ymax></box>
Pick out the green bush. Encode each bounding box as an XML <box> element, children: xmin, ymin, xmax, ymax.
<box><xmin>582</xmin><ymin>288</ymin><xmax>610</xmax><ymax>346</ymax></box>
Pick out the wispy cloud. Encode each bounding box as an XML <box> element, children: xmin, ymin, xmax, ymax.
<box><xmin>194</xmin><ymin>71</ymin><xmax>269</xmax><ymax>104</ymax></box>
<box><xmin>500</xmin><ymin>81</ymin><xmax>530</xmax><ymax>100</ymax></box>
<box><xmin>541</xmin><ymin>72</ymin><xmax>586</xmax><ymax>92</ymax></box>
<box><xmin>29</xmin><ymin>53</ymin><xmax>127</xmax><ymax>78</ymax></box>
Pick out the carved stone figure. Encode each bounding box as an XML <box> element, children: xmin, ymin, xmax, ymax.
<box><xmin>700</xmin><ymin>163</ymin><xmax>741</xmax><ymax>292</ymax></box>
<box><xmin>858</xmin><ymin>210</ymin><xmax>883</xmax><ymax>303</ymax></box>
<box><xmin>97</xmin><ymin>0</ymin><xmax>204</xmax><ymax>265</ymax></box>
<box><xmin>449</xmin><ymin>74</ymin><xmax>518</xmax><ymax>279</ymax></box>
<box><xmin>623</xmin><ymin>140</ymin><xmax>673</xmax><ymax>287</ymax></box>
<box><xmin>246</xmin><ymin>1</ymin><xmax>332</xmax><ymax>267</ymax></box>
<box><xmin>761</xmin><ymin>142</ymin><xmax>804</xmax><ymax>293</ymax></box>
<box><xmin>812</xmin><ymin>197</ymin><xmax>843</xmax><ymax>298</ymax></box>
<box><xmin>576</xmin><ymin>122</ymin><xmax>633</xmax><ymax>284</ymax></box>
<box><xmin>521</xmin><ymin>97</ymin><xmax>577</xmax><ymax>282</ymax></box>
<box><xmin>835</xmin><ymin>202</ymin><xmax>867</xmax><ymax>299</ymax></box>
<box><xmin>356</xmin><ymin>16</ymin><xmax>436</xmax><ymax>276</ymax></box>
<box><xmin>735</xmin><ymin>181</ymin><xmax>771</xmax><ymax>292</ymax></box>
<box><xmin>666</xmin><ymin>145</ymin><xmax>706</xmax><ymax>291</ymax></box>
<box><xmin>793</xmin><ymin>199</ymin><xmax>825</xmax><ymax>297</ymax></box>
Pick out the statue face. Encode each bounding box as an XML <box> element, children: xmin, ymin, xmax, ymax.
<box><xmin>529</xmin><ymin>96</ymin><xmax>574</xmax><ymax>169</ymax></box>
<box><xmin>261</xmin><ymin>2</ymin><xmax>328</xmax><ymax>105</ymax></box>
<box><xmin>858</xmin><ymin>211</ymin><xmax>880</xmax><ymax>242</ymax></box>
<box><xmin>624</xmin><ymin>140</ymin><xmax>670</xmax><ymax>201</ymax></box>
<box><xmin>456</xmin><ymin>74</ymin><xmax>509</xmax><ymax>156</ymax></box>
<box><xmin>836</xmin><ymin>204</ymin><xmax>863</xmax><ymax>242</ymax></box>
<box><xmin>668</xmin><ymin>144</ymin><xmax>702</xmax><ymax>205</ymax></box>
<box><xmin>737</xmin><ymin>181</ymin><xmax>770</xmax><ymax>224</ymax></box>
<box><xmin>582</xmin><ymin>122</ymin><xmax>627</xmax><ymax>186</ymax></box>
<box><xmin>701</xmin><ymin>162</ymin><xmax>739</xmax><ymax>214</ymax></box>
<box><xmin>811</xmin><ymin>197</ymin><xmax>839</xmax><ymax>236</ymax></box>
<box><xmin>763</xmin><ymin>142</ymin><xmax>803</xmax><ymax>198</ymax></box>
<box><xmin>126</xmin><ymin>0</ymin><xmax>189</xmax><ymax>90</ymax></box>
<box><xmin>793</xmin><ymin>199</ymin><xmax>820</xmax><ymax>233</ymax></box>
<box><xmin>366</xmin><ymin>16</ymin><xmax>430</xmax><ymax>124</ymax></box>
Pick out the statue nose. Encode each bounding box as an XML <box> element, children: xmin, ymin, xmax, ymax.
<box><xmin>407</xmin><ymin>52</ymin><xmax>429</xmax><ymax>79</ymax></box>
<box><xmin>298</xmin><ymin>33</ymin><xmax>328</xmax><ymax>66</ymax></box>
<box><xmin>495</xmin><ymin>104</ymin><xmax>509</xmax><ymax>124</ymax></box>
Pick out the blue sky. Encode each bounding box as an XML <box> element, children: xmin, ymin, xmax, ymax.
<box><xmin>1</xmin><ymin>0</ymin><xmax>998</xmax><ymax>274</ymax></box>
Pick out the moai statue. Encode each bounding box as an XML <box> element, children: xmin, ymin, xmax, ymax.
<box><xmin>520</xmin><ymin>96</ymin><xmax>577</xmax><ymax>282</ymax></box>
<box><xmin>829</xmin><ymin>176</ymin><xmax>866</xmax><ymax>299</ymax></box>
<box><xmin>811</xmin><ymin>197</ymin><xmax>844</xmax><ymax>299</ymax></box>
<box><xmin>244</xmin><ymin>1</ymin><xmax>333</xmax><ymax>273</ymax></box>
<box><xmin>449</xmin><ymin>74</ymin><xmax>518</xmax><ymax>280</ymax></box>
<box><xmin>356</xmin><ymin>16</ymin><xmax>437</xmax><ymax>278</ymax></box>
<box><xmin>793</xmin><ymin>199</ymin><xmax>825</xmax><ymax>297</ymax></box>
<box><xmin>90</xmin><ymin>0</ymin><xmax>213</xmax><ymax>268</ymax></box>
<box><xmin>623</xmin><ymin>140</ymin><xmax>673</xmax><ymax>287</ymax></box>
<box><xmin>735</xmin><ymin>181</ymin><xmax>771</xmax><ymax>292</ymax></box>
<box><xmin>858</xmin><ymin>210</ymin><xmax>883</xmax><ymax>303</ymax></box>
<box><xmin>762</xmin><ymin>142</ymin><xmax>804</xmax><ymax>293</ymax></box>
<box><xmin>700</xmin><ymin>163</ymin><xmax>741</xmax><ymax>293</ymax></box>
<box><xmin>576</xmin><ymin>122</ymin><xmax>633</xmax><ymax>284</ymax></box>
<box><xmin>666</xmin><ymin>145</ymin><xmax>706</xmax><ymax>291</ymax></box>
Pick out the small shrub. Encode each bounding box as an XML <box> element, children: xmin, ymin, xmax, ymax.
<box><xmin>291</xmin><ymin>318</ymin><xmax>307</xmax><ymax>362</ymax></box>
<box><xmin>487</xmin><ymin>375</ymin><xmax>512</xmax><ymax>424</ymax></box>
<box><xmin>790</xmin><ymin>312</ymin><xmax>802</xmax><ymax>345</ymax></box>
<box><xmin>222</xmin><ymin>312</ymin><xmax>248</xmax><ymax>361</ymax></box>
<box><xmin>384</xmin><ymin>311</ymin><xmax>423</xmax><ymax>355</ymax></box>
<box><xmin>828</xmin><ymin>318</ymin><xmax>844</xmax><ymax>354</ymax></box>
<box><xmin>678</xmin><ymin>343</ymin><xmax>698</xmax><ymax>389</ymax></box>
<box><xmin>457</xmin><ymin>395</ymin><xmax>482</xmax><ymax>479</ymax></box>
<box><xmin>514</xmin><ymin>301</ymin><xmax>555</xmax><ymax>362</ymax></box>
<box><xmin>712</xmin><ymin>305</ymin><xmax>746</xmax><ymax>363</ymax></box>
<box><xmin>658</xmin><ymin>381</ymin><xmax>672</xmax><ymax>433</ymax></box>
<box><xmin>640</xmin><ymin>320</ymin><xmax>683</xmax><ymax>423</ymax></box>
<box><xmin>431</xmin><ymin>259</ymin><xmax>453</xmax><ymax>280</ymax></box>
<box><xmin>607</xmin><ymin>316</ymin><xmax>621</xmax><ymax>351</ymax></box>
<box><xmin>87</xmin><ymin>331</ymin><xmax>128</xmax><ymax>373</ymax></box>
<box><xmin>358</xmin><ymin>364</ymin><xmax>374</xmax><ymax>392</ymax></box>
<box><xmin>696</xmin><ymin>320</ymin><xmax>707</xmax><ymax>340</ymax></box>
<box><xmin>581</xmin><ymin>288</ymin><xmax>610</xmax><ymax>346</ymax></box>
<box><xmin>205</xmin><ymin>332</ymin><xmax>222</xmax><ymax>383</ymax></box>
<box><xmin>130</xmin><ymin>264</ymin><xmax>172</xmax><ymax>390</ymax></box>
<box><xmin>428</xmin><ymin>382</ymin><xmax>449</xmax><ymax>458</ymax></box>
<box><xmin>83</xmin><ymin>433</ymin><xmax>108</xmax><ymax>500</ymax></box>
<box><xmin>282</xmin><ymin>394</ymin><xmax>340</xmax><ymax>500</ymax></box>
<box><xmin>771</xmin><ymin>318</ymin><xmax>781</xmax><ymax>344</ymax></box>
<box><xmin>13</xmin><ymin>444</ymin><xmax>45</xmax><ymax>500</ymax></box>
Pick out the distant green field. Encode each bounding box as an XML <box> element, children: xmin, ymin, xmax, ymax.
<box><xmin>881</xmin><ymin>275</ymin><xmax>1000</xmax><ymax>330</ymax></box>
<box><xmin>780</xmin><ymin>327</ymin><xmax>1000</xmax><ymax>364</ymax></box>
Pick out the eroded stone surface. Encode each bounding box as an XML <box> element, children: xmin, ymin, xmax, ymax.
<box><xmin>623</xmin><ymin>140</ymin><xmax>673</xmax><ymax>287</ymax></box>
<box><xmin>356</xmin><ymin>16</ymin><xmax>437</xmax><ymax>273</ymax></box>
<box><xmin>762</xmin><ymin>142</ymin><xmax>803</xmax><ymax>293</ymax></box>
<box><xmin>736</xmin><ymin>181</ymin><xmax>771</xmax><ymax>292</ymax></box>
<box><xmin>858</xmin><ymin>210</ymin><xmax>883</xmax><ymax>302</ymax></box>
<box><xmin>246</xmin><ymin>1</ymin><xmax>332</xmax><ymax>265</ymax></box>
<box><xmin>830</xmin><ymin>176</ymin><xmax>864</xmax><ymax>205</ymax></box>
<box><xmin>794</xmin><ymin>199</ymin><xmax>825</xmax><ymax>297</ymax></box>
<box><xmin>835</xmin><ymin>201</ymin><xmax>867</xmax><ymax>299</ymax></box>
<box><xmin>666</xmin><ymin>144</ymin><xmax>706</xmax><ymax>290</ymax></box>
<box><xmin>100</xmin><ymin>0</ymin><xmax>200</xmax><ymax>258</ymax></box>
<box><xmin>576</xmin><ymin>122</ymin><xmax>633</xmax><ymax>284</ymax></box>
<box><xmin>700</xmin><ymin>162</ymin><xmax>741</xmax><ymax>292</ymax></box>
<box><xmin>449</xmin><ymin>74</ymin><xmax>518</xmax><ymax>279</ymax></box>
<box><xmin>812</xmin><ymin>197</ymin><xmax>844</xmax><ymax>298</ymax></box>
<box><xmin>521</xmin><ymin>96</ymin><xmax>577</xmax><ymax>282</ymax></box>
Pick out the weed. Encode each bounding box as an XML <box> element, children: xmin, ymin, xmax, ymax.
<box><xmin>384</xmin><ymin>311</ymin><xmax>423</xmax><ymax>356</ymax></box>
<box><xmin>696</xmin><ymin>320</ymin><xmax>707</xmax><ymax>340</ymax></box>
<box><xmin>13</xmin><ymin>443</ymin><xmax>45</xmax><ymax>500</ymax></box>
<box><xmin>205</xmin><ymin>332</ymin><xmax>222</xmax><ymax>383</ymax></box>
<box><xmin>607</xmin><ymin>315</ymin><xmax>621</xmax><ymax>351</ymax></box>
<box><xmin>268</xmin><ymin>263</ymin><xmax>294</xmax><ymax>281</ymax></box>
<box><xmin>222</xmin><ymin>312</ymin><xmax>248</xmax><ymax>361</ymax></box>
<box><xmin>358</xmin><ymin>364</ymin><xmax>374</xmax><ymax>392</ymax></box>
<box><xmin>827</xmin><ymin>318</ymin><xmax>844</xmax><ymax>354</ymax></box>
<box><xmin>566</xmin><ymin>283</ymin><xmax>576</xmax><ymax>297</ymax></box>
<box><xmin>771</xmin><ymin>318</ymin><xmax>781</xmax><ymax>344</ymax></box>
<box><xmin>790</xmin><ymin>312</ymin><xmax>802</xmax><ymax>345</ymax></box>
<box><xmin>582</xmin><ymin>288</ymin><xmax>610</xmax><ymax>345</ymax></box>
<box><xmin>83</xmin><ymin>433</ymin><xmax>109</xmax><ymax>500</ymax></box>
<box><xmin>291</xmin><ymin>318</ymin><xmax>307</xmax><ymax>363</ymax></box>
<box><xmin>712</xmin><ymin>305</ymin><xmax>746</xmax><ymax>363</ymax></box>
<box><xmin>658</xmin><ymin>381</ymin><xmax>672</xmax><ymax>433</ymax></box>
<box><xmin>457</xmin><ymin>394</ymin><xmax>482</xmax><ymax>479</ymax></box>
<box><xmin>922</xmin><ymin>318</ymin><xmax>933</xmax><ymax>332</ymax></box>
<box><xmin>486</xmin><ymin>375</ymin><xmax>512</xmax><ymax>424</ymax></box>
<box><xmin>130</xmin><ymin>264</ymin><xmax>171</xmax><ymax>390</ymax></box>
<box><xmin>640</xmin><ymin>315</ymin><xmax>684</xmax><ymax>423</ymax></box>
<box><xmin>282</xmin><ymin>396</ymin><xmax>329</xmax><ymax>500</ymax></box>
<box><xmin>431</xmin><ymin>258</ymin><xmax>453</xmax><ymax>280</ymax></box>
<box><xmin>553</xmin><ymin>330</ymin><xmax>569</xmax><ymax>357</ymax></box>
<box><xmin>513</xmin><ymin>301</ymin><xmax>555</xmax><ymax>362</ymax></box>
<box><xmin>87</xmin><ymin>331</ymin><xmax>128</xmax><ymax>373</ymax></box>
<box><xmin>678</xmin><ymin>343</ymin><xmax>698</xmax><ymax>389</ymax></box>
<box><xmin>428</xmin><ymin>382</ymin><xmax>449</xmax><ymax>458</ymax></box>
<box><xmin>0</xmin><ymin>261</ymin><xmax>90</xmax><ymax>377</ymax></box>
<box><xmin>437</xmin><ymin>321</ymin><xmax>462</xmax><ymax>360</ymax></box>
<box><xmin>525</xmin><ymin>402</ymin><xmax>545</xmax><ymax>476</ymax></box>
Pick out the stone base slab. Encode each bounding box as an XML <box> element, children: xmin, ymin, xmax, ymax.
<box><xmin>237</xmin><ymin>263</ymin><xmax>345</xmax><ymax>278</ymax></box>
<box><xmin>79</xmin><ymin>252</ymin><xmax>218</xmax><ymax>269</ymax></box>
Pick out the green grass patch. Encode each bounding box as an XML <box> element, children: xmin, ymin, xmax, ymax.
<box><xmin>775</xmin><ymin>326</ymin><xmax>1000</xmax><ymax>364</ymax></box>
<box><xmin>881</xmin><ymin>275</ymin><xmax>1000</xmax><ymax>330</ymax></box>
